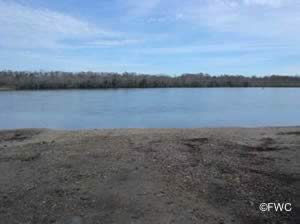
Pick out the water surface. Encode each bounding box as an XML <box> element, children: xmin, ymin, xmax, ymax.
<box><xmin>0</xmin><ymin>88</ymin><xmax>299</xmax><ymax>129</ymax></box>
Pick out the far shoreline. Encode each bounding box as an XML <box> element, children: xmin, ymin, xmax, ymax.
<box><xmin>1</xmin><ymin>71</ymin><xmax>300</xmax><ymax>89</ymax></box>
<box><xmin>0</xmin><ymin>86</ymin><xmax>300</xmax><ymax>92</ymax></box>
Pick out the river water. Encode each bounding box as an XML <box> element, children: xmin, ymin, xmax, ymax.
<box><xmin>0</xmin><ymin>88</ymin><xmax>299</xmax><ymax>129</ymax></box>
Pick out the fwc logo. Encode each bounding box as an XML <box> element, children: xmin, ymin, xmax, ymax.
<box><xmin>259</xmin><ymin>203</ymin><xmax>292</xmax><ymax>212</ymax></box>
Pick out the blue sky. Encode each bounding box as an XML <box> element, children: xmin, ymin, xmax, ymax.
<box><xmin>0</xmin><ymin>0</ymin><xmax>299</xmax><ymax>75</ymax></box>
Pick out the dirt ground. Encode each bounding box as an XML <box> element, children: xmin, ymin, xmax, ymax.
<box><xmin>0</xmin><ymin>127</ymin><xmax>299</xmax><ymax>224</ymax></box>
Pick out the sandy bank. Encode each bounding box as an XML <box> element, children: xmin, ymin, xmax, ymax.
<box><xmin>0</xmin><ymin>127</ymin><xmax>299</xmax><ymax>224</ymax></box>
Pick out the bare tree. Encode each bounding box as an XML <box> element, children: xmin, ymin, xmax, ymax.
<box><xmin>0</xmin><ymin>70</ymin><xmax>299</xmax><ymax>89</ymax></box>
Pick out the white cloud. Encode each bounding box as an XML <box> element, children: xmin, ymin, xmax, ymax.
<box><xmin>243</xmin><ymin>0</ymin><xmax>286</xmax><ymax>7</ymax></box>
<box><xmin>175</xmin><ymin>0</ymin><xmax>300</xmax><ymax>36</ymax></box>
<box><xmin>0</xmin><ymin>0</ymin><xmax>298</xmax><ymax>74</ymax></box>
<box><xmin>0</xmin><ymin>49</ymin><xmax>147</xmax><ymax>72</ymax></box>
<box><xmin>0</xmin><ymin>0</ymin><xmax>135</xmax><ymax>49</ymax></box>
<box><xmin>78</xmin><ymin>39</ymin><xmax>142</xmax><ymax>48</ymax></box>
<box><xmin>127</xmin><ymin>0</ymin><xmax>300</xmax><ymax>40</ymax></box>
<box><xmin>137</xmin><ymin>41</ymin><xmax>299</xmax><ymax>55</ymax></box>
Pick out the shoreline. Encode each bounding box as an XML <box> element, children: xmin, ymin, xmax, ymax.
<box><xmin>1</xmin><ymin>87</ymin><xmax>300</xmax><ymax>91</ymax></box>
<box><xmin>1</xmin><ymin>127</ymin><xmax>299</xmax><ymax>223</ymax></box>
<box><xmin>1</xmin><ymin>125</ymin><xmax>300</xmax><ymax>130</ymax></box>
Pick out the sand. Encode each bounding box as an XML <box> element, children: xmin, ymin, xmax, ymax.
<box><xmin>0</xmin><ymin>127</ymin><xmax>299</xmax><ymax>224</ymax></box>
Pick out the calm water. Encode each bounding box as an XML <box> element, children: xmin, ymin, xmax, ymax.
<box><xmin>0</xmin><ymin>88</ymin><xmax>299</xmax><ymax>129</ymax></box>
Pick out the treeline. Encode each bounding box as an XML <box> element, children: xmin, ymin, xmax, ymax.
<box><xmin>0</xmin><ymin>71</ymin><xmax>300</xmax><ymax>89</ymax></box>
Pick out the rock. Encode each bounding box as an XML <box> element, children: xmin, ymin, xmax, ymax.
<box><xmin>218</xmin><ymin>219</ymin><xmax>225</xmax><ymax>224</ymax></box>
<box><xmin>65</xmin><ymin>216</ymin><xmax>83</xmax><ymax>224</ymax></box>
<box><xmin>80</xmin><ymin>195</ymin><xmax>89</xmax><ymax>201</ymax></box>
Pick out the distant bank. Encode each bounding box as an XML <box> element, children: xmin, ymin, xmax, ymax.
<box><xmin>0</xmin><ymin>87</ymin><xmax>16</xmax><ymax>91</ymax></box>
<box><xmin>1</xmin><ymin>71</ymin><xmax>300</xmax><ymax>89</ymax></box>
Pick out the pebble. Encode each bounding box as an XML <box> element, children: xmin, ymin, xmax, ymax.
<box><xmin>80</xmin><ymin>195</ymin><xmax>89</xmax><ymax>201</ymax></box>
<box><xmin>66</xmin><ymin>216</ymin><xmax>83</xmax><ymax>224</ymax></box>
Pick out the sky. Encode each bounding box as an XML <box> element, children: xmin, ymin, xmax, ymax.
<box><xmin>0</xmin><ymin>0</ymin><xmax>299</xmax><ymax>76</ymax></box>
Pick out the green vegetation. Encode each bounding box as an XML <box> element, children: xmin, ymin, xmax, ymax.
<box><xmin>0</xmin><ymin>71</ymin><xmax>299</xmax><ymax>89</ymax></box>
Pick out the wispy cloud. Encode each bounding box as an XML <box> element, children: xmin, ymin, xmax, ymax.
<box><xmin>243</xmin><ymin>0</ymin><xmax>286</xmax><ymax>7</ymax></box>
<box><xmin>180</xmin><ymin>0</ymin><xmax>299</xmax><ymax>39</ymax></box>
<box><xmin>136</xmin><ymin>41</ymin><xmax>300</xmax><ymax>55</ymax></box>
<box><xmin>0</xmin><ymin>49</ymin><xmax>147</xmax><ymax>72</ymax></box>
<box><xmin>0</xmin><ymin>0</ymin><xmax>299</xmax><ymax>75</ymax></box>
<box><xmin>78</xmin><ymin>39</ymin><xmax>143</xmax><ymax>48</ymax></box>
<box><xmin>124</xmin><ymin>0</ymin><xmax>300</xmax><ymax>40</ymax></box>
<box><xmin>0</xmin><ymin>0</ymin><xmax>136</xmax><ymax>49</ymax></box>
